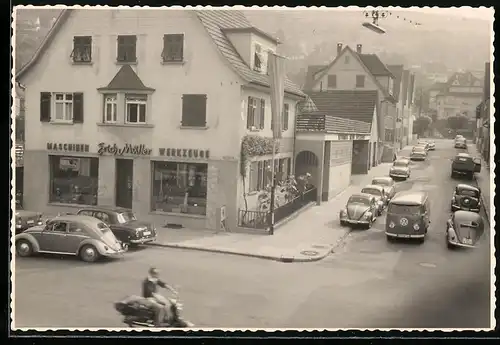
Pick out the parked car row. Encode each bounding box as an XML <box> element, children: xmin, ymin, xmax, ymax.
<box><xmin>14</xmin><ymin>206</ymin><xmax>158</xmax><ymax>263</ymax></box>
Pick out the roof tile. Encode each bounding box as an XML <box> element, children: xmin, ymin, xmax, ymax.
<box><xmin>307</xmin><ymin>90</ymin><xmax>378</xmax><ymax>124</ymax></box>
<box><xmin>358</xmin><ymin>54</ymin><xmax>394</xmax><ymax>78</ymax></box>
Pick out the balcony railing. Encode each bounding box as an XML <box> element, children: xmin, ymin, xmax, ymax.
<box><xmin>296</xmin><ymin>114</ymin><xmax>329</xmax><ymax>132</ymax></box>
<box><xmin>296</xmin><ymin>114</ymin><xmax>370</xmax><ymax>134</ymax></box>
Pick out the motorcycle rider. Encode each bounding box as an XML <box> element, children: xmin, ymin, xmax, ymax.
<box><xmin>142</xmin><ymin>267</ymin><xmax>178</xmax><ymax>326</ymax></box>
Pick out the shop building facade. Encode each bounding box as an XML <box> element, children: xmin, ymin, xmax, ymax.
<box><xmin>17</xmin><ymin>9</ymin><xmax>304</xmax><ymax>232</ymax></box>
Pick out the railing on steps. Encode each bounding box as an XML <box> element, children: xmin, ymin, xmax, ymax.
<box><xmin>238</xmin><ymin>187</ymin><xmax>318</xmax><ymax>231</ymax></box>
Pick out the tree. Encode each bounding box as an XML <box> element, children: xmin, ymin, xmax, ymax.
<box><xmin>413</xmin><ymin>116</ymin><xmax>432</xmax><ymax>136</ymax></box>
<box><xmin>447</xmin><ymin>115</ymin><xmax>469</xmax><ymax>131</ymax></box>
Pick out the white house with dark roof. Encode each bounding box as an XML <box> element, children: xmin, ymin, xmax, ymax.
<box><xmin>295</xmin><ymin>90</ymin><xmax>378</xmax><ymax>202</ymax></box>
<box><xmin>303</xmin><ymin>43</ymin><xmax>398</xmax><ymax>158</ymax></box>
<box><xmin>435</xmin><ymin>71</ymin><xmax>483</xmax><ymax>120</ymax></box>
<box><xmin>16</xmin><ymin>8</ymin><xmax>305</xmax><ymax>232</ymax></box>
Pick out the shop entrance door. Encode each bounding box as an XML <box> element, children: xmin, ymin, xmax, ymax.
<box><xmin>115</xmin><ymin>159</ymin><xmax>133</xmax><ymax>209</ymax></box>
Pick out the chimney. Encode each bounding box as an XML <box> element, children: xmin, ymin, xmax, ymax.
<box><xmin>337</xmin><ymin>43</ymin><xmax>343</xmax><ymax>56</ymax></box>
<box><xmin>356</xmin><ymin>44</ymin><xmax>362</xmax><ymax>54</ymax></box>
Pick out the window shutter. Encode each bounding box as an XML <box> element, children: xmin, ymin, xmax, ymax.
<box><xmin>73</xmin><ymin>93</ymin><xmax>84</xmax><ymax>123</ymax></box>
<box><xmin>40</xmin><ymin>92</ymin><xmax>51</xmax><ymax>122</ymax></box>
<box><xmin>259</xmin><ymin>99</ymin><xmax>265</xmax><ymax>129</ymax></box>
<box><xmin>246</xmin><ymin>96</ymin><xmax>253</xmax><ymax>129</ymax></box>
<box><xmin>182</xmin><ymin>94</ymin><xmax>206</xmax><ymax>127</ymax></box>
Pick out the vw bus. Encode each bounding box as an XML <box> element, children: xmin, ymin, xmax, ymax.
<box><xmin>385</xmin><ymin>192</ymin><xmax>430</xmax><ymax>243</ymax></box>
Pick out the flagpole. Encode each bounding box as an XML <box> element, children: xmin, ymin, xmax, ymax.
<box><xmin>267</xmin><ymin>51</ymin><xmax>286</xmax><ymax>236</ymax></box>
<box><xmin>269</xmin><ymin>139</ymin><xmax>276</xmax><ymax>235</ymax></box>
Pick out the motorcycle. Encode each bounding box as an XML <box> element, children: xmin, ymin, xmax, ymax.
<box><xmin>114</xmin><ymin>294</ymin><xmax>194</xmax><ymax>328</ymax></box>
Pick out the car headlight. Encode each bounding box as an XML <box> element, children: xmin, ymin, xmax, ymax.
<box><xmin>362</xmin><ymin>212</ymin><xmax>372</xmax><ymax>219</ymax></box>
<box><xmin>340</xmin><ymin>209</ymin><xmax>347</xmax><ymax>215</ymax></box>
<box><xmin>448</xmin><ymin>227</ymin><xmax>456</xmax><ymax>241</ymax></box>
<box><xmin>389</xmin><ymin>221</ymin><xmax>395</xmax><ymax>228</ymax></box>
<box><xmin>413</xmin><ymin>223</ymin><xmax>420</xmax><ymax>230</ymax></box>
<box><xmin>452</xmin><ymin>196</ymin><xmax>456</xmax><ymax>202</ymax></box>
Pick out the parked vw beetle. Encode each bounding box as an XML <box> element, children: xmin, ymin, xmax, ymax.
<box><xmin>360</xmin><ymin>184</ymin><xmax>386</xmax><ymax>215</ymax></box>
<box><xmin>339</xmin><ymin>193</ymin><xmax>378</xmax><ymax>229</ymax></box>
<box><xmin>446</xmin><ymin>210</ymin><xmax>484</xmax><ymax>249</ymax></box>
<box><xmin>15</xmin><ymin>215</ymin><xmax>127</xmax><ymax>262</ymax></box>
<box><xmin>371</xmin><ymin>177</ymin><xmax>396</xmax><ymax>201</ymax></box>
<box><xmin>450</xmin><ymin>184</ymin><xmax>481</xmax><ymax>213</ymax></box>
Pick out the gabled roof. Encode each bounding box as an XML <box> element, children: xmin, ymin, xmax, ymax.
<box><xmin>387</xmin><ymin>64</ymin><xmax>404</xmax><ymax>100</ymax></box>
<box><xmin>303</xmin><ymin>65</ymin><xmax>328</xmax><ymax>90</ymax></box>
<box><xmin>195</xmin><ymin>10</ymin><xmax>304</xmax><ymax>97</ymax></box>
<box><xmin>221</xmin><ymin>27</ymin><xmax>280</xmax><ymax>44</ymax></box>
<box><xmin>16</xmin><ymin>9</ymin><xmax>304</xmax><ymax>98</ymax></box>
<box><xmin>298</xmin><ymin>96</ymin><xmax>319</xmax><ymax>113</ymax></box>
<box><xmin>358</xmin><ymin>54</ymin><xmax>395</xmax><ymax>78</ymax></box>
<box><xmin>97</xmin><ymin>64</ymin><xmax>155</xmax><ymax>91</ymax></box>
<box><xmin>307</xmin><ymin>90</ymin><xmax>378</xmax><ymax>124</ymax></box>
<box><xmin>311</xmin><ymin>45</ymin><xmax>395</xmax><ymax>103</ymax></box>
<box><xmin>446</xmin><ymin>71</ymin><xmax>482</xmax><ymax>87</ymax></box>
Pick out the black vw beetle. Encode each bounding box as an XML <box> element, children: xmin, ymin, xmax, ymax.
<box><xmin>76</xmin><ymin>206</ymin><xmax>157</xmax><ymax>248</ymax></box>
<box><xmin>446</xmin><ymin>210</ymin><xmax>485</xmax><ymax>249</ymax></box>
<box><xmin>450</xmin><ymin>184</ymin><xmax>482</xmax><ymax>213</ymax></box>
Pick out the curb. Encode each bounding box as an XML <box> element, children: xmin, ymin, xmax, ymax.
<box><xmin>147</xmin><ymin>242</ymin><xmax>333</xmax><ymax>263</ymax></box>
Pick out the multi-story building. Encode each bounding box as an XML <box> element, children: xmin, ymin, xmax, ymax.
<box><xmin>303</xmin><ymin>43</ymin><xmax>397</xmax><ymax>160</ymax></box>
<box><xmin>435</xmin><ymin>71</ymin><xmax>483</xmax><ymax>120</ymax></box>
<box><xmin>16</xmin><ymin>9</ymin><xmax>305</xmax><ymax>232</ymax></box>
<box><xmin>476</xmin><ymin>62</ymin><xmax>491</xmax><ymax>164</ymax></box>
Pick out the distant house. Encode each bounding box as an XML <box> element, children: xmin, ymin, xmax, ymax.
<box><xmin>303</xmin><ymin>43</ymin><xmax>397</xmax><ymax>153</ymax></box>
<box><xmin>435</xmin><ymin>71</ymin><xmax>483</xmax><ymax>120</ymax></box>
<box><xmin>427</xmin><ymin>82</ymin><xmax>448</xmax><ymax>111</ymax></box>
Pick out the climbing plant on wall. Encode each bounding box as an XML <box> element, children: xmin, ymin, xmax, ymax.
<box><xmin>240</xmin><ymin>135</ymin><xmax>280</xmax><ymax>178</ymax></box>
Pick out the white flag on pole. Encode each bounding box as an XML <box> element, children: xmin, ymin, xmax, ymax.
<box><xmin>268</xmin><ymin>52</ymin><xmax>286</xmax><ymax>140</ymax></box>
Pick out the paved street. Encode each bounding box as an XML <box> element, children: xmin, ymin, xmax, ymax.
<box><xmin>13</xmin><ymin>140</ymin><xmax>492</xmax><ymax>329</ymax></box>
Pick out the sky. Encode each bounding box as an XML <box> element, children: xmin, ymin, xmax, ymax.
<box><xmin>392</xmin><ymin>6</ymin><xmax>494</xmax><ymax>20</ymax></box>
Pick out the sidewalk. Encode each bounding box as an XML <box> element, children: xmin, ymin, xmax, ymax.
<box><xmin>468</xmin><ymin>146</ymin><xmax>493</xmax><ymax>223</ymax></box>
<box><xmin>149</xmin><ymin>146</ymin><xmax>414</xmax><ymax>262</ymax></box>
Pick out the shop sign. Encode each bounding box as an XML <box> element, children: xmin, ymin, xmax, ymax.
<box><xmin>98</xmin><ymin>142</ymin><xmax>152</xmax><ymax>156</ymax></box>
<box><xmin>158</xmin><ymin>148</ymin><xmax>210</xmax><ymax>159</ymax></box>
<box><xmin>47</xmin><ymin>143</ymin><xmax>90</xmax><ymax>153</ymax></box>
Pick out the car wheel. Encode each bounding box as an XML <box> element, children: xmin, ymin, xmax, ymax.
<box><xmin>16</xmin><ymin>239</ymin><xmax>33</xmax><ymax>257</ymax></box>
<box><xmin>416</xmin><ymin>237</ymin><xmax>425</xmax><ymax>244</ymax></box>
<box><xmin>340</xmin><ymin>220</ymin><xmax>346</xmax><ymax>227</ymax></box>
<box><xmin>386</xmin><ymin>235</ymin><xmax>395</xmax><ymax>242</ymax></box>
<box><xmin>450</xmin><ymin>204</ymin><xmax>455</xmax><ymax>212</ymax></box>
<box><xmin>447</xmin><ymin>241</ymin><xmax>455</xmax><ymax>250</ymax></box>
<box><xmin>79</xmin><ymin>244</ymin><xmax>100</xmax><ymax>263</ymax></box>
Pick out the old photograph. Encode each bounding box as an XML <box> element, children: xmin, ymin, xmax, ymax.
<box><xmin>11</xmin><ymin>6</ymin><xmax>494</xmax><ymax>331</ymax></box>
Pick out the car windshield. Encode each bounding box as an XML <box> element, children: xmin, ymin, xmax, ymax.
<box><xmin>459</xmin><ymin>189</ymin><xmax>479</xmax><ymax>197</ymax></box>
<box><xmin>455</xmin><ymin>156</ymin><xmax>472</xmax><ymax>163</ymax></box>
<box><xmin>117</xmin><ymin>212</ymin><xmax>137</xmax><ymax>224</ymax></box>
<box><xmin>388</xmin><ymin>204</ymin><xmax>421</xmax><ymax>215</ymax></box>
<box><xmin>393</xmin><ymin>161</ymin><xmax>407</xmax><ymax>167</ymax></box>
<box><xmin>348</xmin><ymin>196</ymin><xmax>370</xmax><ymax>205</ymax></box>
<box><xmin>361</xmin><ymin>188</ymin><xmax>382</xmax><ymax>196</ymax></box>
<box><xmin>372</xmin><ymin>179</ymin><xmax>390</xmax><ymax>186</ymax></box>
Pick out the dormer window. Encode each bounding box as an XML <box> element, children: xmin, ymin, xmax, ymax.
<box><xmin>254</xmin><ymin>44</ymin><xmax>263</xmax><ymax>72</ymax></box>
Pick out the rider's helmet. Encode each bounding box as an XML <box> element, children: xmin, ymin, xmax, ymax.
<box><xmin>149</xmin><ymin>267</ymin><xmax>159</xmax><ymax>278</ymax></box>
